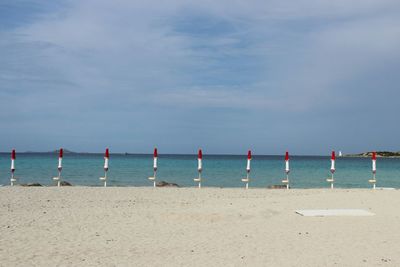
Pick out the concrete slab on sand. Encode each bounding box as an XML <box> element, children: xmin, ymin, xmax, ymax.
<box><xmin>296</xmin><ymin>209</ymin><xmax>375</xmax><ymax>216</ymax></box>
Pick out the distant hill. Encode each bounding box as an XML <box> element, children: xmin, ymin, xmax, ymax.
<box><xmin>345</xmin><ymin>151</ymin><xmax>400</xmax><ymax>158</ymax></box>
<box><xmin>52</xmin><ymin>149</ymin><xmax>75</xmax><ymax>154</ymax></box>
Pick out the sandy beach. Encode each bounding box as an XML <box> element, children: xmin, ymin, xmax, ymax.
<box><xmin>1</xmin><ymin>187</ymin><xmax>400</xmax><ymax>266</ymax></box>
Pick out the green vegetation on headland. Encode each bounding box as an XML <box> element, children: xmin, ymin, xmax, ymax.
<box><xmin>52</xmin><ymin>149</ymin><xmax>75</xmax><ymax>154</ymax></box>
<box><xmin>345</xmin><ymin>151</ymin><xmax>400</xmax><ymax>158</ymax></box>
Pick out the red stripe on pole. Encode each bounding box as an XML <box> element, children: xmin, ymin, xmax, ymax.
<box><xmin>247</xmin><ymin>150</ymin><xmax>252</xmax><ymax>159</ymax></box>
<box><xmin>11</xmin><ymin>149</ymin><xmax>16</xmax><ymax>159</ymax></box>
<box><xmin>285</xmin><ymin>151</ymin><xmax>289</xmax><ymax>161</ymax></box>
<box><xmin>59</xmin><ymin>148</ymin><xmax>63</xmax><ymax>158</ymax></box>
<box><xmin>198</xmin><ymin>149</ymin><xmax>202</xmax><ymax>159</ymax></box>
<box><xmin>372</xmin><ymin>151</ymin><xmax>376</xmax><ymax>160</ymax></box>
<box><xmin>105</xmin><ymin>148</ymin><xmax>109</xmax><ymax>158</ymax></box>
<box><xmin>154</xmin><ymin>148</ymin><xmax>158</xmax><ymax>158</ymax></box>
<box><xmin>331</xmin><ymin>151</ymin><xmax>336</xmax><ymax>160</ymax></box>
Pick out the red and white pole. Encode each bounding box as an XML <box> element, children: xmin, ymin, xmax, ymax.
<box><xmin>194</xmin><ymin>149</ymin><xmax>203</xmax><ymax>188</ymax></box>
<box><xmin>100</xmin><ymin>148</ymin><xmax>109</xmax><ymax>187</ymax></box>
<box><xmin>371</xmin><ymin>151</ymin><xmax>377</xmax><ymax>189</ymax></box>
<box><xmin>283</xmin><ymin>151</ymin><xmax>290</xmax><ymax>189</ymax></box>
<box><xmin>242</xmin><ymin>150</ymin><xmax>251</xmax><ymax>189</ymax></box>
<box><xmin>372</xmin><ymin>151</ymin><xmax>377</xmax><ymax>174</ymax></box>
<box><xmin>151</xmin><ymin>148</ymin><xmax>158</xmax><ymax>187</ymax></box>
<box><xmin>10</xmin><ymin>149</ymin><xmax>16</xmax><ymax>186</ymax></box>
<box><xmin>58</xmin><ymin>149</ymin><xmax>63</xmax><ymax>171</ymax></box>
<box><xmin>246</xmin><ymin>150</ymin><xmax>251</xmax><ymax>173</ymax></box>
<box><xmin>104</xmin><ymin>148</ymin><xmax>109</xmax><ymax>171</ymax></box>
<box><xmin>328</xmin><ymin>151</ymin><xmax>336</xmax><ymax>189</ymax></box>
<box><xmin>54</xmin><ymin>148</ymin><xmax>63</xmax><ymax>187</ymax></box>
<box><xmin>153</xmin><ymin>148</ymin><xmax>158</xmax><ymax>172</ymax></box>
<box><xmin>331</xmin><ymin>151</ymin><xmax>336</xmax><ymax>173</ymax></box>
<box><xmin>148</xmin><ymin>148</ymin><xmax>158</xmax><ymax>187</ymax></box>
<box><xmin>198</xmin><ymin>149</ymin><xmax>202</xmax><ymax>172</ymax></box>
<box><xmin>285</xmin><ymin>151</ymin><xmax>290</xmax><ymax>174</ymax></box>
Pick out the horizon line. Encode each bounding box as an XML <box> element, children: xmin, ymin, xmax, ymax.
<box><xmin>0</xmin><ymin>151</ymin><xmax>368</xmax><ymax>157</ymax></box>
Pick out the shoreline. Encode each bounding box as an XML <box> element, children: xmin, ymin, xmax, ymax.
<box><xmin>1</xmin><ymin>184</ymin><xmax>398</xmax><ymax>190</ymax></box>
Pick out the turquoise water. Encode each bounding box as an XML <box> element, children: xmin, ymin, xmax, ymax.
<box><xmin>0</xmin><ymin>153</ymin><xmax>399</xmax><ymax>188</ymax></box>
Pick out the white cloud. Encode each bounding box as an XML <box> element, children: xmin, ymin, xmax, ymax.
<box><xmin>1</xmin><ymin>0</ymin><xmax>400</xmax><ymax>152</ymax></box>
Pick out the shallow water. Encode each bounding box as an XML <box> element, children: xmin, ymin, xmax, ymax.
<box><xmin>0</xmin><ymin>153</ymin><xmax>399</xmax><ymax>188</ymax></box>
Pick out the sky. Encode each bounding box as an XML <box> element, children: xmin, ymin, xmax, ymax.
<box><xmin>1</xmin><ymin>0</ymin><xmax>400</xmax><ymax>155</ymax></box>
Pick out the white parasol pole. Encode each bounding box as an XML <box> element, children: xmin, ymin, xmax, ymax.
<box><xmin>10</xmin><ymin>149</ymin><xmax>16</xmax><ymax>186</ymax></box>
<box><xmin>194</xmin><ymin>149</ymin><xmax>202</xmax><ymax>188</ymax></box>
<box><xmin>327</xmin><ymin>151</ymin><xmax>335</xmax><ymax>189</ymax></box>
<box><xmin>241</xmin><ymin>150</ymin><xmax>251</xmax><ymax>189</ymax></box>
<box><xmin>100</xmin><ymin>148</ymin><xmax>109</xmax><ymax>187</ymax></box>
<box><xmin>151</xmin><ymin>148</ymin><xmax>158</xmax><ymax>187</ymax></box>
<box><xmin>282</xmin><ymin>151</ymin><xmax>290</xmax><ymax>189</ymax></box>
<box><xmin>54</xmin><ymin>148</ymin><xmax>63</xmax><ymax>187</ymax></box>
<box><xmin>369</xmin><ymin>151</ymin><xmax>377</xmax><ymax>189</ymax></box>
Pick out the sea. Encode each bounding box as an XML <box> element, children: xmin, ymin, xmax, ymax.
<box><xmin>0</xmin><ymin>153</ymin><xmax>399</xmax><ymax>188</ymax></box>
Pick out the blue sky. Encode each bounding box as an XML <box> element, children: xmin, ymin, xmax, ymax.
<box><xmin>1</xmin><ymin>0</ymin><xmax>400</xmax><ymax>154</ymax></box>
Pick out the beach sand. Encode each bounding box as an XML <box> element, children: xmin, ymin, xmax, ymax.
<box><xmin>1</xmin><ymin>187</ymin><xmax>400</xmax><ymax>266</ymax></box>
